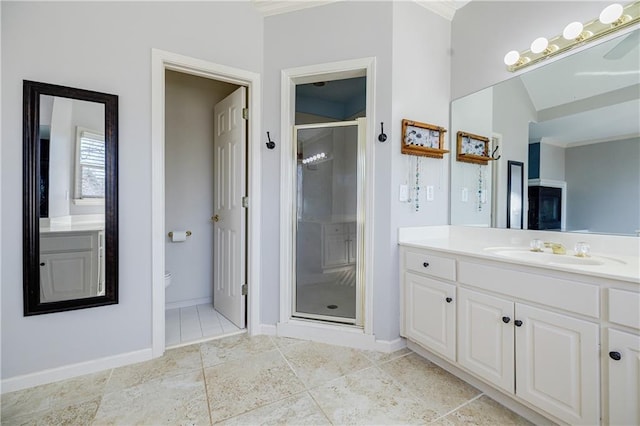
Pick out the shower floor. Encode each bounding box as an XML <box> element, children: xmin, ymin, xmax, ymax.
<box><xmin>296</xmin><ymin>268</ymin><xmax>356</xmax><ymax>319</ymax></box>
<box><xmin>165</xmin><ymin>303</ymin><xmax>241</xmax><ymax>347</ymax></box>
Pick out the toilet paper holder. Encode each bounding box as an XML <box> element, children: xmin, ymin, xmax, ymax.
<box><xmin>168</xmin><ymin>231</ymin><xmax>192</xmax><ymax>238</ymax></box>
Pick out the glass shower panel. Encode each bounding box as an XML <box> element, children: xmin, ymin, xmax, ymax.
<box><xmin>295</xmin><ymin>123</ymin><xmax>359</xmax><ymax>323</ymax></box>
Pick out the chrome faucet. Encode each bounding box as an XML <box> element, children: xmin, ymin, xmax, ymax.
<box><xmin>545</xmin><ymin>242</ymin><xmax>566</xmax><ymax>255</ymax></box>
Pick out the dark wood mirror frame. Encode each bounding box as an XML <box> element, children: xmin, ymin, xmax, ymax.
<box><xmin>23</xmin><ymin>80</ymin><xmax>118</xmax><ymax>315</ymax></box>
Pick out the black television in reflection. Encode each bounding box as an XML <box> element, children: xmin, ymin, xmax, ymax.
<box><xmin>528</xmin><ymin>186</ymin><xmax>562</xmax><ymax>230</ymax></box>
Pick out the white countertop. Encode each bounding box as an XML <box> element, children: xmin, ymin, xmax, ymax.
<box><xmin>40</xmin><ymin>222</ymin><xmax>104</xmax><ymax>233</ymax></box>
<box><xmin>399</xmin><ymin>226</ymin><xmax>640</xmax><ymax>284</ymax></box>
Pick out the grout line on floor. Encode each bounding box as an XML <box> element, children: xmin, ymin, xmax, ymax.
<box><xmin>428</xmin><ymin>392</ymin><xmax>485</xmax><ymax>424</ymax></box>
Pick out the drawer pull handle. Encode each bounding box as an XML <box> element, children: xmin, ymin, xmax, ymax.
<box><xmin>423</xmin><ymin>262</ymin><xmax>429</xmax><ymax>268</ymax></box>
<box><xmin>609</xmin><ymin>351</ymin><xmax>622</xmax><ymax>361</ymax></box>
<box><xmin>514</xmin><ymin>320</ymin><xmax>523</xmax><ymax>327</ymax></box>
<box><xmin>445</xmin><ymin>297</ymin><xmax>453</xmax><ymax>303</ymax></box>
<box><xmin>502</xmin><ymin>316</ymin><xmax>510</xmax><ymax>324</ymax></box>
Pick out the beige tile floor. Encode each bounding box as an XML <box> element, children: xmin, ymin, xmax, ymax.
<box><xmin>0</xmin><ymin>334</ymin><xmax>534</xmax><ymax>425</ymax></box>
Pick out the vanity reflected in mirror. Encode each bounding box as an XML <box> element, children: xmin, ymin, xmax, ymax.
<box><xmin>23</xmin><ymin>80</ymin><xmax>118</xmax><ymax>315</ymax></box>
<box><xmin>450</xmin><ymin>28</ymin><xmax>640</xmax><ymax>236</ymax></box>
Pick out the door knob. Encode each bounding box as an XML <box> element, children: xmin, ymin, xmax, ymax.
<box><xmin>609</xmin><ymin>351</ymin><xmax>622</xmax><ymax>361</ymax></box>
<box><xmin>514</xmin><ymin>320</ymin><xmax>523</xmax><ymax>327</ymax></box>
<box><xmin>212</xmin><ymin>214</ymin><xmax>220</xmax><ymax>222</ymax></box>
<box><xmin>445</xmin><ymin>297</ymin><xmax>453</xmax><ymax>303</ymax></box>
<box><xmin>502</xmin><ymin>316</ymin><xmax>511</xmax><ymax>324</ymax></box>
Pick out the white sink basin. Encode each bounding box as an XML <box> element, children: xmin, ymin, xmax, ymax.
<box><xmin>483</xmin><ymin>247</ymin><xmax>625</xmax><ymax>267</ymax></box>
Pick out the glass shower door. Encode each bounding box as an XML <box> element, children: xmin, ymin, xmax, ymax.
<box><xmin>293</xmin><ymin>119</ymin><xmax>365</xmax><ymax>325</ymax></box>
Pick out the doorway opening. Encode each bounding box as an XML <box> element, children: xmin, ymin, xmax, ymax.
<box><xmin>163</xmin><ymin>71</ymin><xmax>247</xmax><ymax>347</ymax></box>
<box><xmin>151</xmin><ymin>49</ymin><xmax>262</xmax><ymax>357</ymax></box>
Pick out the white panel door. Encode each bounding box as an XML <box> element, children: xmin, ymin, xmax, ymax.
<box><xmin>515</xmin><ymin>303</ymin><xmax>599</xmax><ymax>425</ymax></box>
<box><xmin>458</xmin><ymin>288</ymin><xmax>515</xmax><ymax>393</ymax></box>
<box><xmin>213</xmin><ymin>86</ymin><xmax>246</xmax><ymax>329</ymax></box>
<box><xmin>405</xmin><ymin>272</ymin><xmax>456</xmax><ymax>361</ymax></box>
<box><xmin>607</xmin><ymin>328</ymin><xmax>640</xmax><ymax>426</ymax></box>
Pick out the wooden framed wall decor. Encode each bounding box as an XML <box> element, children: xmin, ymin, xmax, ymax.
<box><xmin>456</xmin><ymin>131</ymin><xmax>491</xmax><ymax>165</ymax></box>
<box><xmin>401</xmin><ymin>119</ymin><xmax>449</xmax><ymax>159</ymax></box>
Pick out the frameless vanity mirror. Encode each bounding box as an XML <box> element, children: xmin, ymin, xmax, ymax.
<box><xmin>450</xmin><ymin>28</ymin><xmax>640</xmax><ymax>235</ymax></box>
<box><xmin>23</xmin><ymin>80</ymin><xmax>118</xmax><ymax>315</ymax></box>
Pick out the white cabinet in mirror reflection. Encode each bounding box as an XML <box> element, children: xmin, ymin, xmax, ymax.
<box><xmin>39</xmin><ymin>230</ymin><xmax>104</xmax><ymax>302</ymax></box>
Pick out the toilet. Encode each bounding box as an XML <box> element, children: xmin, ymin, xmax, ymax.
<box><xmin>164</xmin><ymin>271</ymin><xmax>172</xmax><ymax>288</ymax></box>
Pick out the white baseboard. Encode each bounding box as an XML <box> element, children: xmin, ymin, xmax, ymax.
<box><xmin>165</xmin><ymin>297</ymin><xmax>211</xmax><ymax>310</ymax></box>
<box><xmin>258</xmin><ymin>323</ymin><xmax>277</xmax><ymax>336</ymax></box>
<box><xmin>1</xmin><ymin>348</ymin><xmax>153</xmax><ymax>394</ymax></box>
<box><xmin>407</xmin><ymin>340</ymin><xmax>556</xmax><ymax>425</ymax></box>
<box><xmin>274</xmin><ymin>319</ymin><xmax>406</xmax><ymax>353</ymax></box>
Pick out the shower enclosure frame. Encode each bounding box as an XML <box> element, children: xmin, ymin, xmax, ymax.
<box><xmin>291</xmin><ymin>119</ymin><xmax>367</xmax><ymax>326</ymax></box>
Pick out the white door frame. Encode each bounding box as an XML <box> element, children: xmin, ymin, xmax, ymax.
<box><xmin>151</xmin><ymin>49</ymin><xmax>261</xmax><ymax>357</ymax></box>
<box><xmin>279</xmin><ymin>58</ymin><xmax>376</xmax><ymax>337</ymax></box>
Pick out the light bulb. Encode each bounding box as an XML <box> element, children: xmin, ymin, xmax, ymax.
<box><xmin>504</xmin><ymin>50</ymin><xmax>520</xmax><ymax>66</ymax></box>
<box><xmin>563</xmin><ymin>21</ymin><xmax>584</xmax><ymax>40</ymax></box>
<box><xmin>530</xmin><ymin>37</ymin><xmax>549</xmax><ymax>54</ymax></box>
<box><xmin>599</xmin><ymin>3</ymin><xmax>623</xmax><ymax>24</ymax></box>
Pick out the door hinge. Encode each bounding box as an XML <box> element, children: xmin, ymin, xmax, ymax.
<box><xmin>242</xmin><ymin>284</ymin><xmax>248</xmax><ymax>296</ymax></box>
<box><xmin>242</xmin><ymin>108</ymin><xmax>249</xmax><ymax>120</ymax></box>
<box><xmin>242</xmin><ymin>196</ymin><xmax>249</xmax><ymax>208</ymax></box>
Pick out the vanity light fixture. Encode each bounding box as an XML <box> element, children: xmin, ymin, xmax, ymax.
<box><xmin>302</xmin><ymin>152</ymin><xmax>326</xmax><ymax>165</ymax></box>
<box><xmin>504</xmin><ymin>1</ymin><xmax>640</xmax><ymax>71</ymax></box>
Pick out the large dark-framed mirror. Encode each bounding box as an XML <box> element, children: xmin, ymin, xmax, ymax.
<box><xmin>23</xmin><ymin>80</ymin><xmax>118</xmax><ymax>315</ymax></box>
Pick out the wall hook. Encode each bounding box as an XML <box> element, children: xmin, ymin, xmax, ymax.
<box><xmin>491</xmin><ymin>145</ymin><xmax>501</xmax><ymax>160</ymax></box>
<box><xmin>378</xmin><ymin>122</ymin><xmax>387</xmax><ymax>142</ymax></box>
<box><xmin>266</xmin><ymin>132</ymin><xmax>276</xmax><ymax>150</ymax></box>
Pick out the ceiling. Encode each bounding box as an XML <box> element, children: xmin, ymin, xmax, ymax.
<box><xmin>525</xmin><ymin>29</ymin><xmax>640</xmax><ymax>147</ymax></box>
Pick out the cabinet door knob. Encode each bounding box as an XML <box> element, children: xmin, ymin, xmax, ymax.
<box><xmin>445</xmin><ymin>297</ymin><xmax>453</xmax><ymax>303</ymax></box>
<box><xmin>502</xmin><ymin>316</ymin><xmax>511</xmax><ymax>324</ymax></box>
<box><xmin>514</xmin><ymin>320</ymin><xmax>523</xmax><ymax>327</ymax></box>
<box><xmin>423</xmin><ymin>262</ymin><xmax>429</xmax><ymax>268</ymax></box>
<box><xmin>39</xmin><ymin>262</ymin><xmax>45</xmax><ymax>266</ymax></box>
<box><xmin>609</xmin><ymin>351</ymin><xmax>622</xmax><ymax>361</ymax></box>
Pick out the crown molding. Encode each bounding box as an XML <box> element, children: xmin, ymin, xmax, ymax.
<box><xmin>253</xmin><ymin>0</ymin><xmax>471</xmax><ymax>19</ymax></box>
<box><xmin>413</xmin><ymin>0</ymin><xmax>470</xmax><ymax>20</ymax></box>
<box><xmin>252</xmin><ymin>0</ymin><xmax>341</xmax><ymax>17</ymax></box>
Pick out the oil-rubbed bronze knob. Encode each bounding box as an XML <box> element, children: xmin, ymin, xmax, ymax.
<box><xmin>212</xmin><ymin>214</ymin><xmax>220</xmax><ymax>222</ymax></box>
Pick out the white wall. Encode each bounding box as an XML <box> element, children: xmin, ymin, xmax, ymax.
<box><xmin>492</xmin><ymin>77</ymin><xmax>536</xmax><ymax>229</ymax></box>
<box><xmin>449</xmin><ymin>87</ymin><xmax>492</xmax><ymax>226</ymax></box>
<box><xmin>389</xmin><ymin>2</ymin><xmax>452</xmax><ymax>339</ymax></box>
<box><xmin>164</xmin><ymin>71</ymin><xmax>238</xmax><ymax>305</ymax></box>
<box><xmin>539</xmin><ymin>142</ymin><xmax>565</xmax><ymax>181</ymax></box>
<box><xmin>262</xmin><ymin>1</ymin><xmax>395</xmax><ymax>337</ymax></box>
<box><xmin>1</xmin><ymin>1</ymin><xmax>263</xmax><ymax>380</ymax></box>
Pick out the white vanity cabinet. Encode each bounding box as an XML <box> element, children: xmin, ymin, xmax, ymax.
<box><xmin>321</xmin><ymin>222</ymin><xmax>356</xmax><ymax>270</ymax></box>
<box><xmin>400</xmin><ymin>245</ymin><xmax>603</xmax><ymax>425</ymax></box>
<box><xmin>606</xmin><ymin>288</ymin><xmax>640</xmax><ymax>426</ymax></box>
<box><xmin>39</xmin><ymin>230</ymin><xmax>102</xmax><ymax>302</ymax></box>
<box><xmin>401</xmin><ymin>249</ymin><xmax>456</xmax><ymax>361</ymax></box>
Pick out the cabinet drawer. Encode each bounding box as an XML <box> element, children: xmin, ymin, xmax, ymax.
<box><xmin>404</xmin><ymin>250</ymin><xmax>456</xmax><ymax>281</ymax></box>
<box><xmin>458</xmin><ymin>261</ymin><xmax>599</xmax><ymax>318</ymax></box>
<box><xmin>609</xmin><ymin>289</ymin><xmax>640</xmax><ymax>330</ymax></box>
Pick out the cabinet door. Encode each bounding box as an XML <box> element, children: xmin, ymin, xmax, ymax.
<box><xmin>515</xmin><ymin>303</ymin><xmax>599</xmax><ymax>425</ymax></box>
<box><xmin>608</xmin><ymin>328</ymin><xmax>640</xmax><ymax>426</ymax></box>
<box><xmin>405</xmin><ymin>272</ymin><xmax>456</xmax><ymax>361</ymax></box>
<box><xmin>458</xmin><ymin>288</ymin><xmax>515</xmax><ymax>393</ymax></box>
<box><xmin>40</xmin><ymin>250</ymin><xmax>98</xmax><ymax>302</ymax></box>
<box><xmin>322</xmin><ymin>225</ymin><xmax>348</xmax><ymax>269</ymax></box>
